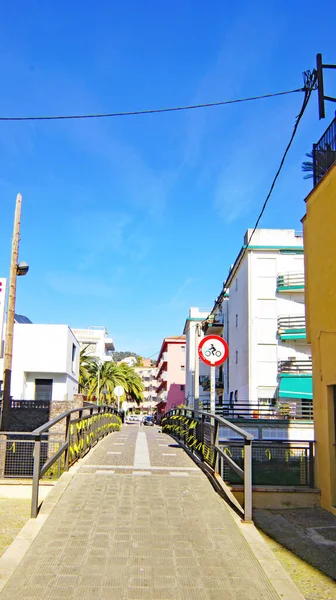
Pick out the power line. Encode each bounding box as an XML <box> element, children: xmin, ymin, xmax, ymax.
<box><xmin>0</xmin><ymin>88</ymin><xmax>303</xmax><ymax>122</ymax></box>
<box><xmin>214</xmin><ymin>72</ymin><xmax>317</xmax><ymax>310</ymax></box>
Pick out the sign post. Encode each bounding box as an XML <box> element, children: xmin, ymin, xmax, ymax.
<box><xmin>198</xmin><ymin>335</ymin><xmax>229</xmax><ymax>423</ymax></box>
<box><xmin>113</xmin><ymin>385</ymin><xmax>125</xmax><ymax>413</ymax></box>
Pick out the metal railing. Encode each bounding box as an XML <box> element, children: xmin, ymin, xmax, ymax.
<box><xmin>0</xmin><ymin>404</ymin><xmax>121</xmax><ymax>518</ymax></box>
<box><xmin>277</xmin><ymin>272</ymin><xmax>305</xmax><ymax>290</ymax></box>
<box><xmin>218</xmin><ymin>401</ymin><xmax>313</xmax><ymax>420</ymax></box>
<box><xmin>313</xmin><ymin>115</ymin><xmax>336</xmax><ymax>186</ymax></box>
<box><xmin>278</xmin><ymin>359</ymin><xmax>312</xmax><ymax>374</ymax></box>
<box><xmin>162</xmin><ymin>408</ymin><xmax>253</xmax><ymax>521</ymax></box>
<box><xmin>219</xmin><ymin>440</ymin><xmax>315</xmax><ymax>487</ymax></box>
<box><xmin>278</xmin><ymin>315</ymin><xmax>306</xmax><ymax>331</ymax></box>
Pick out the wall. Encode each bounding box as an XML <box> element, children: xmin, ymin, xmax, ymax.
<box><xmin>8</xmin><ymin>324</ymin><xmax>80</xmax><ymax>401</ymax></box>
<box><xmin>303</xmin><ymin>163</ymin><xmax>336</xmax><ymax>515</ymax></box>
<box><xmin>228</xmin><ymin>257</ymin><xmax>249</xmax><ymax>400</ymax></box>
<box><xmin>184</xmin><ymin>308</ymin><xmax>209</xmax><ymax>408</ymax></box>
<box><xmin>166</xmin><ymin>342</ymin><xmax>186</xmax><ymax>411</ymax></box>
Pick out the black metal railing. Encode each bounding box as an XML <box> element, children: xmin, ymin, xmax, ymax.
<box><xmin>277</xmin><ymin>272</ymin><xmax>305</xmax><ymax>290</ymax></box>
<box><xmin>162</xmin><ymin>408</ymin><xmax>253</xmax><ymax>522</ymax></box>
<box><xmin>0</xmin><ymin>404</ymin><xmax>121</xmax><ymax>518</ymax></box>
<box><xmin>278</xmin><ymin>359</ymin><xmax>312</xmax><ymax>374</ymax></box>
<box><xmin>278</xmin><ymin>315</ymin><xmax>306</xmax><ymax>331</ymax></box>
<box><xmin>218</xmin><ymin>440</ymin><xmax>315</xmax><ymax>487</ymax></box>
<box><xmin>313</xmin><ymin>115</ymin><xmax>336</xmax><ymax>186</ymax></box>
<box><xmin>218</xmin><ymin>401</ymin><xmax>313</xmax><ymax>420</ymax></box>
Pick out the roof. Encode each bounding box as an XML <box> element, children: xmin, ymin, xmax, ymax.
<box><xmin>14</xmin><ymin>314</ymin><xmax>32</xmax><ymax>324</ymax></box>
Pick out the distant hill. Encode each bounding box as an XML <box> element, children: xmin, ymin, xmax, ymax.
<box><xmin>112</xmin><ymin>351</ymin><xmax>139</xmax><ymax>362</ymax></box>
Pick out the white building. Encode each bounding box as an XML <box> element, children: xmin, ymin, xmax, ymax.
<box><xmin>72</xmin><ymin>326</ymin><xmax>114</xmax><ymax>362</ymax></box>
<box><xmin>183</xmin><ymin>307</ymin><xmax>210</xmax><ymax>409</ymax></box>
<box><xmin>220</xmin><ymin>229</ymin><xmax>312</xmax><ymax>415</ymax></box>
<box><xmin>0</xmin><ymin>324</ymin><xmax>80</xmax><ymax>401</ymax></box>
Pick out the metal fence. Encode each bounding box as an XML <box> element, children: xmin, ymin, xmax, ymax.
<box><xmin>218</xmin><ymin>401</ymin><xmax>313</xmax><ymax>420</ymax></box>
<box><xmin>0</xmin><ymin>404</ymin><xmax>121</xmax><ymax>517</ymax></box>
<box><xmin>313</xmin><ymin>115</ymin><xmax>336</xmax><ymax>185</ymax></box>
<box><xmin>278</xmin><ymin>359</ymin><xmax>312</xmax><ymax>374</ymax></box>
<box><xmin>162</xmin><ymin>408</ymin><xmax>253</xmax><ymax>522</ymax></box>
<box><xmin>218</xmin><ymin>441</ymin><xmax>315</xmax><ymax>487</ymax></box>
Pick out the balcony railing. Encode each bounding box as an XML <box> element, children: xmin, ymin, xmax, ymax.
<box><xmin>199</xmin><ymin>376</ymin><xmax>224</xmax><ymax>391</ymax></box>
<box><xmin>202</xmin><ymin>313</ymin><xmax>224</xmax><ymax>334</ymax></box>
<box><xmin>313</xmin><ymin>115</ymin><xmax>336</xmax><ymax>186</ymax></box>
<box><xmin>220</xmin><ymin>402</ymin><xmax>313</xmax><ymax>421</ymax></box>
<box><xmin>278</xmin><ymin>359</ymin><xmax>312</xmax><ymax>374</ymax></box>
<box><xmin>277</xmin><ymin>272</ymin><xmax>305</xmax><ymax>291</ymax></box>
<box><xmin>278</xmin><ymin>315</ymin><xmax>306</xmax><ymax>339</ymax></box>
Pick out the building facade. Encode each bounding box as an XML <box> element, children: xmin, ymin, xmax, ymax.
<box><xmin>155</xmin><ymin>337</ymin><xmax>186</xmax><ymax>420</ymax></box>
<box><xmin>0</xmin><ymin>324</ymin><xmax>80</xmax><ymax>401</ymax></box>
<box><xmin>303</xmin><ymin>126</ymin><xmax>336</xmax><ymax>514</ymax></box>
<box><xmin>183</xmin><ymin>307</ymin><xmax>211</xmax><ymax>410</ymax></box>
<box><xmin>72</xmin><ymin>326</ymin><xmax>114</xmax><ymax>362</ymax></box>
<box><xmin>134</xmin><ymin>365</ymin><xmax>157</xmax><ymax>413</ymax></box>
<box><xmin>207</xmin><ymin>229</ymin><xmax>312</xmax><ymax>419</ymax></box>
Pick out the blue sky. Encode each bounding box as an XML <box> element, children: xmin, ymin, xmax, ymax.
<box><xmin>0</xmin><ymin>0</ymin><xmax>335</xmax><ymax>358</ymax></box>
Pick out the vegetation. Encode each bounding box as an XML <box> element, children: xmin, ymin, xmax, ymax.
<box><xmin>79</xmin><ymin>351</ymin><xmax>144</xmax><ymax>406</ymax></box>
<box><xmin>111</xmin><ymin>351</ymin><xmax>139</xmax><ymax>362</ymax></box>
<box><xmin>302</xmin><ymin>146</ymin><xmax>336</xmax><ymax>180</ymax></box>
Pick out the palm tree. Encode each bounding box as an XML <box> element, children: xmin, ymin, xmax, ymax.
<box><xmin>119</xmin><ymin>363</ymin><xmax>144</xmax><ymax>405</ymax></box>
<box><xmin>302</xmin><ymin>145</ymin><xmax>336</xmax><ymax>180</ymax></box>
<box><xmin>87</xmin><ymin>361</ymin><xmax>128</xmax><ymax>404</ymax></box>
<box><xmin>79</xmin><ymin>346</ymin><xmax>97</xmax><ymax>393</ymax></box>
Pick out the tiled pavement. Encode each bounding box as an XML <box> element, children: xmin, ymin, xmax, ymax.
<box><xmin>0</xmin><ymin>426</ymin><xmax>303</xmax><ymax>599</ymax></box>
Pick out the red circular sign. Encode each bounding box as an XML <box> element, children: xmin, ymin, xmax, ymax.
<box><xmin>198</xmin><ymin>335</ymin><xmax>229</xmax><ymax>367</ymax></box>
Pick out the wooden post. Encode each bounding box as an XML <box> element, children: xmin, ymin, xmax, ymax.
<box><xmin>1</xmin><ymin>194</ymin><xmax>22</xmax><ymax>431</ymax></box>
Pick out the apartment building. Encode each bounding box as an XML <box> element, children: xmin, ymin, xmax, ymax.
<box><xmin>155</xmin><ymin>336</ymin><xmax>186</xmax><ymax>421</ymax></box>
<box><xmin>183</xmin><ymin>307</ymin><xmax>211</xmax><ymax>410</ymax></box>
<box><xmin>134</xmin><ymin>365</ymin><xmax>157</xmax><ymax>413</ymax></box>
<box><xmin>222</xmin><ymin>229</ymin><xmax>312</xmax><ymax>416</ymax></box>
<box><xmin>72</xmin><ymin>326</ymin><xmax>114</xmax><ymax>362</ymax></box>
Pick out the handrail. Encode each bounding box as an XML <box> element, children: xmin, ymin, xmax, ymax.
<box><xmin>162</xmin><ymin>408</ymin><xmax>253</xmax><ymax>521</ymax></box>
<box><xmin>0</xmin><ymin>403</ymin><xmax>122</xmax><ymax>518</ymax></box>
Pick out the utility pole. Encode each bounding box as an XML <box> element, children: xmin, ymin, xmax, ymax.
<box><xmin>316</xmin><ymin>53</ymin><xmax>336</xmax><ymax>119</ymax></box>
<box><xmin>193</xmin><ymin>324</ymin><xmax>201</xmax><ymax>412</ymax></box>
<box><xmin>1</xmin><ymin>194</ymin><xmax>22</xmax><ymax>431</ymax></box>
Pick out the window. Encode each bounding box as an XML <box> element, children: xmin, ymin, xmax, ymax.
<box><xmin>35</xmin><ymin>379</ymin><xmax>53</xmax><ymax>401</ymax></box>
<box><xmin>235</xmin><ymin>350</ymin><xmax>238</xmax><ymax>364</ymax></box>
<box><xmin>180</xmin><ymin>385</ymin><xmax>185</xmax><ymax>391</ymax></box>
<box><xmin>234</xmin><ymin>390</ymin><xmax>238</xmax><ymax>403</ymax></box>
<box><xmin>235</xmin><ymin>278</ymin><xmax>238</xmax><ymax>291</ymax></box>
<box><xmin>218</xmin><ymin>394</ymin><xmax>223</xmax><ymax>406</ymax></box>
<box><xmin>235</xmin><ymin>314</ymin><xmax>238</xmax><ymax>328</ymax></box>
<box><xmin>181</xmin><ymin>365</ymin><xmax>185</xmax><ymax>371</ymax></box>
<box><xmin>71</xmin><ymin>344</ymin><xmax>77</xmax><ymax>372</ymax></box>
<box><xmin>181</xmin><ymin>346</ymin><xmax>185</xmax><ymax>352</ymax></box>
<box><xmin>229</xmin><ymin>391</ymin><xmax>233</xmax><ymax>406</ymax></box>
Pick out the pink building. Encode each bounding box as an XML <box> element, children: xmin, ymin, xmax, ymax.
<box><xmin>156</xmin><ymin>336</ymin><xmax>186</xmax><ymax>421</ymax></box>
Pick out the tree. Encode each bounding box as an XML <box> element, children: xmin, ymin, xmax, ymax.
<box><xmin>302</xmin><ymin>146</ymin><xmax>336</xmax><ymax>180</ymax></box>
<box><xmin>119</xmin><ymin>363</ymin><xmax>144</xmax><ymax>405</ymax></box>
<box><xmin>79</xmin><ymin>346</ymin><xmax>97</xmax><ymax>393</ymax></box>
<box><xmin>87</xmin><ymin>361</ymin><xmax>127</xmax><ymax>404</ymax></box>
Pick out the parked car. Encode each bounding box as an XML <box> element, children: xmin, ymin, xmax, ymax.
<box><xmin>126</xmin><ymin>414</ymin><xmax>140</xmax><ymax>424</ymax></box>
<box><xmin>143</xmin><ymin>415</ymin><xmax>154</xmax><ymax>426</ymax></box>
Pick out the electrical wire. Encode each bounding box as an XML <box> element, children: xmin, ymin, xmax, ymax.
<box><xmin>0</xmin><ymin>88</ymin><xmax>303</xmax><ymax>122</ymax></box>
<box><xmin>213</xmin><ymin>77</ymin><xmax>316</xmax><ymax>310</ymax></box>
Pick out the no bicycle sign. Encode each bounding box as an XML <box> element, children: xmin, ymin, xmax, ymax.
<box><xmin>198</xmin><ymin>335</ymin><xmax>229</xmax><ymax>367</ymax></box>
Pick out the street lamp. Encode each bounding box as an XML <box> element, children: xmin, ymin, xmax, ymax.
<box><xmin>0</xmin><ymin>194</ymin><xmax>29</xmax><ymax>431</ymax></box>
<box><xmin>96</xmin><ymin>360</ymin><xmax>102</xmax><ymax>405</ymax></box>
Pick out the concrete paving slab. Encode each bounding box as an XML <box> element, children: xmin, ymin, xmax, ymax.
<box><xmin>0</xmin><ymin>428</ymin><xmax>305</xmax><ymax>599</ymax></box>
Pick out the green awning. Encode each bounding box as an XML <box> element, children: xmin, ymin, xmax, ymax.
<box><xmin>279</xmin><ymin>375</ymin><xmax>312</xmax><ymax>400</ymax></box>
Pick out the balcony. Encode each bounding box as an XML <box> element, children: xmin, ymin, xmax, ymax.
<box><xmin>276</xmin><ymin>272</ymin><xmax>305</xmax><ymax>292</ymax></box>
<box><xmin>277</xmin><ymin>315</ymin><xmax>306</xmax><ymax>340</ymax></box>
<box><xmin>219</xmin><ymin>401</ymin><xmax>313</xmax><ymax>421</ymax></box>
<box><xmin>202</xmin><ymin>313</ymin><xmax>224</xmax><ymax>335</ymax></box>
<box><xmin>312</xmin><ymin>115</ymin><xmax>336</xmax><ymax>186</ymax></box>
<box><xmin>157</xmin><ymin>352</ymin><xmax>168</xmax><ymax>375</ymax></box>
<box><xmin>199</xmin><ymin>376</ymin><xmax>224</xmax><ymax>392</ymax></box>
<box><xmin>278</xmin><ymin>359</ymin><xmax>312</xmax><ymax>374</ymax></box>
<box><xmin>278</xmin><ymin>359</ymin><xmax>312</xmax><ymax>401</ymax></box>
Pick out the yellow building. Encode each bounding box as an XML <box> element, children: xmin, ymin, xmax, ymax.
<box><xmin>302</xmin><ymin>123</ymin><xmax>336</xmax><ymax>514</ymax></box>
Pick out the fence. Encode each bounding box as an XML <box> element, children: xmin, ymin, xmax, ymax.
<box><xmin>218</xmin><ymin>440</ymin><xmax>315</xmax><ymax>487</ymax></box>
<box><xmin>162</xmin><ymin>408</ymin><xmax>253</xmax><ymax>522</ymax></box>
<box><xmin>217</xmin><ymin>401</ymin><xmax>313</xmax><ymax>420</ymax></box>
<box><xmin>277</xmin><ymin>272</ymin><xmax>305</xmax><ymax>289</ymax></box>
<box><xmin>313</xmin><ymin>115</ymin><xmax>336</xmax><ymax>186</ymax></box>
<box><xmin>0</xmin><ymin>404</ymin><xmax>121</xmax><ymax>517</ymax></box>
<box><xmin>278</xmin><ymin>359</ymin><xmax>312</xmax><ymax>374</ymax></box>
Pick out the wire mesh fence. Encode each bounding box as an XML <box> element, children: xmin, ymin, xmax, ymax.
<box><xmin>218</xmin><ymin>441</ymin><xmax>315</xmax><ymax>487</ymax></box>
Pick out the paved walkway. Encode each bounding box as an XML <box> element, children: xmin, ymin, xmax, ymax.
<box><xmin>0</xmin><ymin>426</ymin><xmax>303</xmax><ymax>600</ymax></box>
